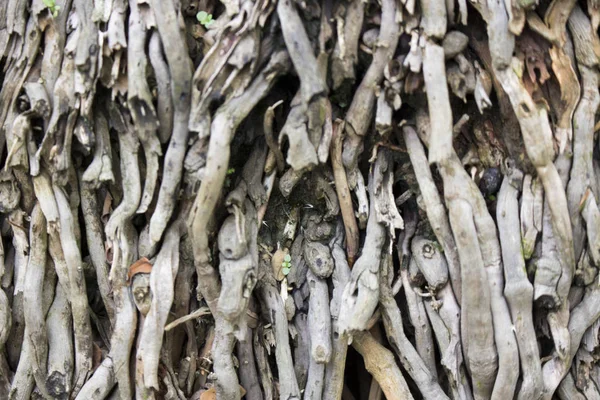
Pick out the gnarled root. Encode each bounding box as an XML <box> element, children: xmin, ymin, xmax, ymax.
<box><xmin>338</xmin><ymin>171</ymin><xmax>385</xmax><ymax>335</ymax></box>
<box><xmin>352</xmin><ymin>331</ymin><xmax>414</xmax><ymax>400</ymax></box>
<box><xmin>324</xmin><ymin>227</ymin><xmax>352</xmax><ymax>400</ymax></box>
<box><xmin>54</xmin><ymin>187</ymin><xmax>92</xmax><ymax>394</ymax></box>
<box><xmin>106</xmin><ymin>224</ymin><xmax>138</xmax><ymax>400</ymax></box>
<box><xmin>46</xmin><ymin>283</ymin><xmax>74</xmax><ymax>399</ymax></box>
<box><xmin>74</xmin><ymin>357</ymin><xmax>115</xmax><ymax>400</ymax></box>
<box><xmin>402</xmin><ymin>257</ymin><xmax>437</xmax><ymax>377</ymax></box>
<box><xmin>449</xmin><ymin>199</ymin><xmax>497</xmax><ymax>399</ymax></box>
<box><xmin>486</xmin><ymin>0</ymin><xmax>576</xmax><ymax>367</ymax></box>
<box><xmin>22</xmin><ymin>204</ymin><xmax>49</xmax><ymax>397</ymax></box>
<box><xmin>341</xmin><ymin>0</ymin><xmax>400</xmax><ymax>172</ymax></box>
<box><xmin>419</xmin><ymin>257</ymin><xmax>473</xmax><ymax>400</ymax></box>
<box><xmin>497</xmin><ymin>169</ymin><xmax>543</xmax><ymax>400</ymax></box>
<box><xmin>402</xmin><ymin>125</ymin><xmax>461</xmax><ymax>301</ymax></box>
<box><xmin>543</xmin><ymin>282</ymin><xmax>600</xmax><ymax>398</ymax></box>
<box><xmin>256</xmin><ymin>257</ymin><xmax>301</xmax><ymax>400</ymax></box>
<box><xmin>147</xmin><ymin>0</ymin><xmax>193</xmax><ymax>245</ymax></box>
<box><xmin>189</xmin><ymin>52</ymin><xmax>289</xmax><ymax>314</ymax></box>
<box><xmin>139</xmin><ymin>221</ymin><xmax>183</xmax><ymax>389</ymax></box>
<box><xmin>423</xmin><ymin>40</ymin><xmax>453</xmax><ymax>164</ymax></box>
<box><xmin>380</xmin><ymin>254</ymin><xmax>449</xmax><ymax>400</ymax></box>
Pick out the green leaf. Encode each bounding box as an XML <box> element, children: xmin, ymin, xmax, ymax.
<box><xmin>197</xmin><ymin>11</ymin><xmax>214</xmax><ymax>27</ymax></box>
<box><xmin>197</xmin><ymin>11</ymin><xmax>209</xmax><ymax>22</ymax></box>
<box><xmin>282</xmin><ymin>267</ymin><xmax>290</xmax><ymax>276</ymax></box>
<box><xmin>43</xmin><ymin>0</ymin><xmax>55</xmax><ymax>7</ymax></box>
<box><xmin>284</xmin><ymin>254</ymin><xmax>291</xmax><ymax>262</ymax></box>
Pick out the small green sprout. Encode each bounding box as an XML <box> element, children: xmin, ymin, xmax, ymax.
<box><xmin>43</xmin><ymin>0</ymin><xmax>60</xmax><ymax>17</ymax></box>
<box><xmin>281</xmin><ymin>254</ymin><xmax>292</xmax><ymax>276</ymax></box>
<box><xmin>197</xmin><ymin>11</ymin><xmax>215</xmax><ymax>28</ymax></box>
<box><xmin>431</xmin><ymin>241</ymin><xmax>444</xmax><ymax>254</ymax></box>
<box><xmin>224</xmin><ymin>168</ymin><xmax>235</xmax><ymax>187</ymax></box>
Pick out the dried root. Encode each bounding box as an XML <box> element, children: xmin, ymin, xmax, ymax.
<box><xmin>2</xmin><ymin>0</ymin><xmax>600</xmax><ymax>399</ymax></box>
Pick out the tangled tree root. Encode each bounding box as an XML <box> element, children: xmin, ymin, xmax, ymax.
<box><xmin>3</xmin><ymin>0</ymin><xmax>600</xmax><ymax>399</ymax></box>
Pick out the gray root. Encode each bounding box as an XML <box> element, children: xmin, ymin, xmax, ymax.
<box><xmin>423</xmin><ymin>40</ymin><xmax>453</xmax><ymax>165</ymax></box>
<box><xmin>127</xmin><ymin>0</ymin><xmax>162</xmax><ymax>215</ymax></box>
<box><xmin>342</xmin><ymin>0</ymin><xmax>400</xmax><ymax>172</ymax></box>
<box><xmin>147</xmin><ymin>0</ymin><xmax>193</xmax><ymax>245</ymax></box>
<box><xmin>277</xmin><ymin>0</ymin><xmax>327</xmax><ymax>105</ymax></box>
<box><xmin>420</xmin><ymin>262</ymin><xmax>472</xmax><ymax>400</ymax></box>
<box><xmin>46</xmin><ymin>283</ymin><xmax>74</xmax><ymax>399</ymax></box>
<box><xmin>449</xmin><ymin>199</ymin><xmax>497</xmax><ymax>399</ymax></box>
<box><xmin>412</xmin><ymin>237</ymin><xmax>449</xmax><ymax>291</ymax></box>
<box><xmin>22</xmin><ymin>204</ymin><xmax>49</xmax><ymax>397</ymax></box>
<box><xmin>380</xmin><ymin>254</ymin><xmax>449</xmax><ymax>400</ymax></box>
<box><xmin>487</xmin><ymin>0</ymin><xmax>576</xmax><ymax>363</ymax></box>
<box><xmin>107</xmin><ymin>224</ymin><xmax>138</xmax><ymax>400</ymax></box>
<box><xmin>401</xmin><ymin>261</ymin><xmax>437</xmax><ymax>378</ymax></box>
<box><xmin>139</xmin><ymin>221</ymin><xmax>183</xmax><ymax>389</ymax></box>
<box><xmin>403</xmin><ymin>124</ymin><xmax>461</xmax><ymax>301</ymax></box>
<box><xmin>53</xmin><ymin>187</ymin><xmax>92</xmax><ymax>394</ymax></box>
<box><xmin>256</xmin><ymin>258</ymin><xmax>301</xmax><ymax>400</ymax></box>
<box><xmin>74</xmin><ymin>357</ymin><xmax>115</xmax><ymax>400</ymax></box>
<box><xmin>520</xmin><ymin>175</ymin><xmax>543</xmax><ymax>260</ymax></box>
<box><xmin>497</xmin><ymin>170</ymin><xmax>543</xmax><ymax>400</ymax></box>
<box><xmin>236</xmin><ymin>326</ymin><xmax>262</xmax><ymax>400</ymax></box>
<box><xmin>79</xmin><ymin>179</ymin><xmax>115</xmax><ymax>324</ymax></box>
<box><xmin>104</xmin><ymin>111</ymin><xmax>141</xmax><ymax>242</ymax></box>
<box><xmin>307</xmin><ymin>269</ymin><xmax>332</xmax><ymax>363</ymax></box>
<box><xmin>331</xmin><ymin>0</ymin><xmax>364</xmax><ymax>90</ymax></box>
<box><xmin>543</xmin><ymin>282</ymin><xmax>600</xmax><ymax>398</ymax></box>
<box><xmin>338</xmin><ymin>171</ymin><xmax>386</xmax><ymax>335</ymax></box>
<box><xmin>557</xmin><ymin>373</ymin><xmax>586</xmax><ymax>400</ymax></box>
<box><xmin>323</xmin><ymin>228</ymin><xmax>351</xmax><ymax>400</ymax></box>
<box><xmin>189</xmin><ymin>52</ymin><xmax>289</xmax><ymax>314</ymax></box>
<box><xmin>352</xmin><ymin>331</ymin><xmax>414</xmax><ymax>400</ymax></box>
